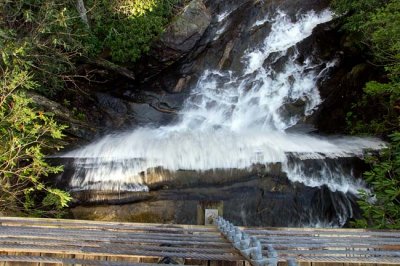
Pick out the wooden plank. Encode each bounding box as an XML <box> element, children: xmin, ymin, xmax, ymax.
<box><xmin>0</xmin><ymin>244</ymin><xmax>244</xmax><ymax>261</ymax></box>
<box><xmin>265</xmin><ymin>248</ymin><xmax>400</xmax><ymax>256</ymax></box>
<box><xmin>0</xmin><ymin>231</ymin><xmax>225</xmax><ymax>245</ymax></box>
<box><xmin>0</xmin><ymin>225</ymin><xmax>222</xmax><ymax>238</ymax></box>
<box><xmin>0</xmin><ymin>238</ymin><xmax>240</xmax><ymax>256</ymax></box>
<box><xmin>0</xmin><ymin>217</ymin><xmax>218</xmax><ymax>233</ymax></box>
<box><xmin>0</xmin><ymin>227</ymin><xmax>226</xmax><ymax>243</ymax></box>
<box><xmin>0</xmin><ymin>238</ymin><xmax>100</xmax><ymax>248</ymax></box>
<box><xmin>258</xmin><ymin>236</ymin><xmax>400</xmax><ymax>244</ymax></box>
<box><xmin>257</xmin><ymin>234</ymin><xmax>400</xmax><ymax>241</ymax></box>
<box><xmin>295</xmin><ymin>256</ymin><xmax>400</xmax><ymax>264</ymax></box>
<box><xmin>0</xmin><ymin>235</ymin><xmax>233</xmax><ymax>248</ymax></box>
<box><xmin>0</xmin><ymin>255</ymin><xmax>202</xmax><ymax>265</ymax></box>
<box><xmin>260</xmin><ymin>240</ymin><xmax>400</xmax><ymax>248</ymax></box>
<box><xmin>243</xmin><ymin>226</ymin><xmax>400</xmax><ymax>234</ymax></box>
<box><xmin>267</xmin><ymin>242</ymin><xmax>400</xmax><ymax>250</ymax></box>
<box><xmin>243</xmin><ymin>229</ymin><xmax>400</xmax><ymax>238</ymax></box>
<box><xmin>97</xmin><ymin>243</ymin><xmax>239</xmax><ymax>255</ymax></box>
<box><xmin>0</xmin><ymin>233</ymin><xmax>227</xmax><ymax>249</ymax></box>
<box><xmin>255</xmin><ymin>234</ymin><xmax>400</xmax><ymax>241</ymax></box>
<box><xmin>5</xmin><ymin>217</ymin><xmax>398</xmax><ymax>237</ymax></box>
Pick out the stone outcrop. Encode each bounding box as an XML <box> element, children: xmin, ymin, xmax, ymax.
<box><xmin>295</xmin><ymin>20</ymin><xmax>380</xmax><ymax>133</ymax></box>
<box><xmin>156</xmin><ymin>0</ymin><xmax>211</xmax><ymax>62</ymax></box>
<box><xmin>136</xmin><ymin>0</ymin><xmax>212</xmax><ymax>81</ymax></box>
<box><xmin>70</xmin><ymin>174</ymin><xmax>358</xmax><ymax>227</ymax></box>
<box><xmin>27</xmin><ymin>92</ymin><xmax>97</xmax><ymax>141</ymax></box>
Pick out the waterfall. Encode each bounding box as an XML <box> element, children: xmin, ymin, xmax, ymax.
<box><xmin>61</xmin><ymin>8</ymin><xmax>384</xmax><ymax>225</ymax></box>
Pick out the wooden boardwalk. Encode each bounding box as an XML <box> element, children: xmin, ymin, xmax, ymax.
<box><xmin>0</xmin><ymin>217</ymin><xmax>399</xmax><ymax>265</ymax></box>
<box><xmin>245</xmin><ymin>227</ymin><xmax>400</xmax><ymax>265</ymax></box>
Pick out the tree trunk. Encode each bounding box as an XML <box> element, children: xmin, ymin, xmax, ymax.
<box><xmin>77</xmin><ymin>0</ymin><xmax>89</xmax><ymax>28</ymax></box>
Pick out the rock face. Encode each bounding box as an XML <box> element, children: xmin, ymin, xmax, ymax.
<box><xmin>155</xmin><ymin>0</ymin><xmax>211</xmax><ymax>62</ymax></box>
<box><xmin>28</xmin><ymin>92</ymin><xmax>97</xmax><ymax>141</ymax></box>
<box><xmin>295</xmin><ymin>19</ymin><xmax>381</xmax><ymax>133</ymax></box>
<box><xmin>65</xmin><ymin>157</ymin><xmax>364</xmax><ymax>227</ymax></box>
<box><xmin>135</xmin><ymin>0</ymin><xmax>212</xmax><ymax>82</ymax></box>
<box><xmin>70</xmin><ymin>174</ymin><xmax>359</xmax><ymax>227</ymax></box>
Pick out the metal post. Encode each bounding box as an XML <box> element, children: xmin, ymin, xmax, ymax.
<box><xmin>287</xmin><ymin>258</ymin><xmax>298</xmax><ymax>266</ymax></box>
<box><xmin>216</xmin><ymin>217</ymin><xmax>283</xmax><ymax>266</ymax></box>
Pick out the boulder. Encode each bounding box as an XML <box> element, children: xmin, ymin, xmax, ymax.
<box><xmin>95</xmin><ymin>92</ymin><xmax>131</xmax><ymax>128</ymax></box>
<box><xmin>135</xmin><ymin>0</ymin><xmax>212</xmax><ymax>81</ymax></box>
<box><xmin>172</xmin><ymin>76</ymin><xmax>192</xmax><ymax>93</ymax></box>
<box><xmin>154</xmin><ymin>0</ymin><xmax>211</xmax><ymax>63</ymax></box>
<box><xmin>128</xmin><ymin>102</ymin><xmax>176</xmax><ymax>126</ymax></box>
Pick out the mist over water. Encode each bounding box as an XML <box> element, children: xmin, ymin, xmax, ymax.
<box><xmin>63</xmin><ymin>9</ymin><xmax>384</xmax><ymax>200</ymax></box>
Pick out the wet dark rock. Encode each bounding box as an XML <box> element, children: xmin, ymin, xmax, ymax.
<box><xmin>28</xmin><ymin>92</ymin><xmax>97</xmax><ymax>141</ymax></box>
<box><xmin>60</xmin><ymin>156</ymin><xmax>365</xmax><ymax>227</ymax></box>
<box><xmin>172</xmin><ymin>76</ymin><xmax>192</xmax><ymax>93</ymax></box>
<box><xmin>89</xmin><ymin>58</ymin><xmax>135</xmax><ymax>81</ymax></box>
<box><xmin>272</xmin><ymin>0</ymin><xmax>331</xmax><ymax>17</ymax></box>
<box><xmin>297</xmin><ymin>21</ymin><xmax>381</xmax><ymax>133</ymax></box>
<box><xmin>71</xmin><ymin>200</ymin><xmax>179</xmax><ymax>223</ymax></box>
<box><xmin>158</xmin><ymin>0</ymin><xmax>211</xmax><ymax>56</ymax></box>
<box><xmin>118</xmin><ymin>89</ymin><xmax>185</xmax><ymax>126</ymax></box>
<box><xmin>279</xmin><ymin>98</ymin><xmax>307</xmax><ymax>122</ymax></box>
<box><xmin>128</xmin><ymin>102</ymin><xmax>176</xmax><ymax>126</ymax></box>
<box><xmin>94</xmin><ymin>92</ymin><xmax>135</xmax><ymax>129</ymax></box>
<box><xmin>95</xmin><ymin>93</ymin><xmax>128</xmax><ymax>115</ymax></box>
<box><xmin>296</xmin><ymin>19</ymin><xmax>342</xmax><ymax>61</ymax></box>
<box><xmin>135</xmin><ymin>0</ymin><xmax>211</xmax><ymax>81</ymax></box>
<box><xmin>69</xmin><ymin>174</ymin><xmax>359</xmax><ymax>227</ymax></box>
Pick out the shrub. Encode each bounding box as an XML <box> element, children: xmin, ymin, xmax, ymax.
<box><xmin>0</xmin><ymin>68</ymin><xmax>71</xmax><ymax>216</ymax></box>
<box><xmin>86</xmin><ymin>0</ymin><xmax>180</xmax><ymax>63</ymax></box>
<box><xmin>333</xmin><ymin>0</ymin><xmax>400</xmax><ymax>228</ymax></box>
<box><xmin>353</xmin><ymin>133</ymin><xmax>400</xmax><ymax>229</ymax></box>
<box><xmin>1</xmin><ymin>2</ymin><xmax>75</xmax><ymax>216</ymax></box>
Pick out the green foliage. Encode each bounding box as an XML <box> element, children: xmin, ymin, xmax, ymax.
<box><xmin>1</xmin><ymin>1</ymin><xmax>91</xmax><ymax>96</ymax></box>
<box><xmin>346</xmin><ymin>80</ymin><xmax>400</xmax><ymax>136</ymax></box>
<box><xmin>333</xmin><ymin>0</ymin><xmax>400</xmax><ymax>75</ymax></box>
<box><xmin>86</xmin><ymin>0</ymin><xmax>180</xmax><ymax>63</ymax></box>
<box><xmin>336</xmin><ymin>0</ymin><xmax>400</xmax><ymax>136</ymax></box>
<box><xmin>0</xmin><ymin>68</ymin><xmax>71</xmax><ymax>216</ymax></box>
<box><xmin>332</xmin><ymin>0</ymin><xmax>386</xmax><ymax>32</ymax></box>
<box><xmin>1</xmin><ymin>1</ymin><xmax>76</xmax><ymax>216</ymax></box>
<box><xmin>352</xmin><ymin>133</ymin><xmax>400</xmax><ymax>229</ymax></box>
<box><xmin>1</xmin><ymin>0</ymin><xmax>182</xmax><ymax>95</ymax></box>
<box><xmin>367</xmin><ymin>2</ymin><xmax>400</xmax><ymax>66</ymax></box>
<box><xmin>333</xmin><ymin>0</ymin><xmax>400</xmax><ymax>228</ymax></box>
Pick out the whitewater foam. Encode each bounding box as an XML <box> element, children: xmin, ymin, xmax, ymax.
<box><xmin>62</xmin><ymin>9</ymin><xmax>384</xmax><ymax>195</ymax></box>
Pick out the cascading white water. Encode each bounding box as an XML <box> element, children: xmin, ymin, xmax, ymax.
<box><xmin>63</xmin><ymin>9</ymin><xmax>384</xmax><ymax>195</ymax></box>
